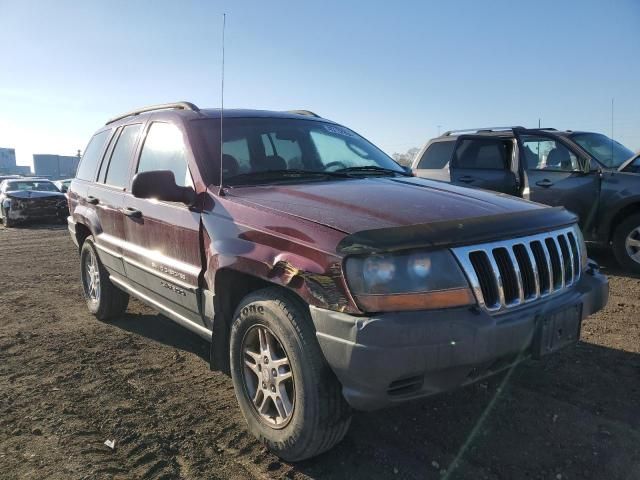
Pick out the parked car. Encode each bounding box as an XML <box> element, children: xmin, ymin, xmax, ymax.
<box><xmin>0</xmin><ymin>178</ymin><xmax>69</xmax><ymax>227</ymax></box>
<box><xmin>412</xmin><ymin>127</ymin><xmax>640</xmax><ymax>272</ymax></box>
<box><xmin>67</xmin><ymin>103</ymin><xmax>608</xmax><ymax>461</ymax></box>
<box><xmin>54</xmin><ymin>178</ymin><xmax>73</xmax><ymax>192</ymax></box>
<box><xmin>0</xmin><ymin>174</ymin><xmax>22</xmax><ymax>184</ymax></box>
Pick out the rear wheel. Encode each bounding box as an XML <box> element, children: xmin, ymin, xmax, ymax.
<box><xmin>612</xmin><ymin>214</ymin><xmax>640</xmax><ymax>274</ymax></box>
<box><xmin>229</xmin><ymin>287</ymin><xmax>351</xmax><ymax>461</ymax></box>
<box><xmin>80</xmin><ymin>238</ymin><xmax>129</xmax><ymax>320</ymax></box>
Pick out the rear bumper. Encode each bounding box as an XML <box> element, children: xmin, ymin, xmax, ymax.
<box><xmin>310</xmin><ymin>267</ymin><xmax>608</xmax><ymax>411</ymax></box>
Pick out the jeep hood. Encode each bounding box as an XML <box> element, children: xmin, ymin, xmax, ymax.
<box><xmin>227</xmin><ymin>176</ymin><xmax>554</xmax><ymax>236</ymax></box>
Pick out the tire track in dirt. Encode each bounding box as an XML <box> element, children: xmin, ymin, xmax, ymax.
<box><xmin>1</xmin><ymin>226</ymin><xmax>639</xmax><ymax>480</ymax></box>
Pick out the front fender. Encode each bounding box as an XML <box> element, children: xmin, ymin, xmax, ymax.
<box><xmin>200</xmin><ymin>205</ymin><xmax>357</xmax><ymax>314</ymax></box>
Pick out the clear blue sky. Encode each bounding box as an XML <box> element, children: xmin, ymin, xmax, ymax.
<box><xmin>1</xmin><ymin>0</ymin><xmax>638</xmax><ymax>167</ymax></box>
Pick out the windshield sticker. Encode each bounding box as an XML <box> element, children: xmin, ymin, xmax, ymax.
<box><xmin>323</xmin><ymin>125</ymin><xmax>356</xmax><ymax>137</ymax></box>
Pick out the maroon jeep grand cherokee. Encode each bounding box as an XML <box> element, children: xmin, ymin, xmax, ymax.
<box><xmin>67</xmin><ymin>102</ymin><xmax>608</xmax><ymax>460</ymax></box>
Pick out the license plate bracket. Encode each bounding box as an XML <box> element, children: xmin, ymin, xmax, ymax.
<box><xmin>533</xmin><ymin>303</ymin><xmax>582</xmax><ymax>358</ymax></box>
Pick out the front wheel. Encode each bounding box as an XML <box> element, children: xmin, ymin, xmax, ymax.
<box><xmin>80</xmin><ymin>238</ymin><xmax>129</xmax><ymax>320</ymax></box>
<box><xmin>229</xmin><ymin>287</ymin><xmax>351</xmax><ymax>461</ymax></box>
<box><xmin>2</xmin><ymin>208</ymin><xmax>14</xmax><ymax>228</ymax></box>
<box><xmin>612</xmin><ymin>214</ymin><xmax>640</xmax><ymax>274</ymax></box>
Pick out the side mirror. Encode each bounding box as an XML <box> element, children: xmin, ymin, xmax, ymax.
<box><xmin>60</xmin><ymin>185</ymin><xmax>69</xmax><ymax>193</ymax></box>
<box><xmin>131</xmin><ymin>170</ymin><xmax>196</xmax><ymax>205</ymax></box>
<box><xmin>402</xmin><ymin>165</ymin><xmax>414</xmax><ymax>176</ymax></box>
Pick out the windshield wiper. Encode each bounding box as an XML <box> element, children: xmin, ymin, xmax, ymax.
<box><xmin>225</xmin><ymin>169</ymin><xmax>351</xmax><ymax>185</ymax></box>
<box><xmin>334</xmin><ymin>166</ymin><xmax>409</xmax><ymax>176</ymax></box>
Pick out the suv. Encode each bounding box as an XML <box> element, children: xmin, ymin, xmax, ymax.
<box><xmin>67</xmin><ymin>104</ymin><xmax>608</xmax><ymax>460</ymax></box>
<box><xmin>412</xmin><ymin>127</ymin><xmax>640</xmax><ymax>272</ymax></box>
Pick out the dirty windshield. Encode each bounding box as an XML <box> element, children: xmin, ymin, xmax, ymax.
<box><xmin>6</xmin><ymin>180</ymin><xmax>59</xmax><ymax>192</ymax></box>
<box><xmin>194</xmin><ymin>117</ymin><xmax>406</xmax><ymax>185</ymax></box>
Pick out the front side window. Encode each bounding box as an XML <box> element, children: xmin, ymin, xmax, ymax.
<box><xmin>570</xmin><ymin>132</ymin><xmax>634</xmax><ymax>169</ymax></box>
<box><xmin>521</xmin><ymin>136</ymin><xmax>580</xmax><ymax>172</ymax></box>
<box><xmin>192</xmin><ymin>118</ymin><xmax>404</xmax><ymax>185</ymax></box>
<box><xmin>104</xmin><ymin>124</ymin><xmax>142</xmax><ymax>188</ymax></box>
<box><xmin>417</xmin><ymin>142</ymin><xmax>455</xmax><ymax>169</ymax></box>
<box><xmin>452</xmin><ymin>138</ymin><xmax>510</xmax><ymax>170</ymax></box>
<box><xmin>137</xmin><ymin>122</ymin><xmax>192</xmax><ymax>187</ymax></box>
<box><xmin>76</xmin><ymin>130</ymin><xmax>111</xmax><ymax>181</ymax></box>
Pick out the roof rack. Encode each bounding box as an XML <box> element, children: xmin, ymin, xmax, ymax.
<box><xmin>105</xmin><ymin>101</ymin><xmax>200</xmax><ymax>125</ymax></box>
<box><xmin>442</xmin><ymin>126</ymin><xmax>525</xmax><ymax>136</ymax></box>
<box><xmin>287</xmin><ymin>110</ymin><xmax>321</xmax><ymax>118</ymax></box>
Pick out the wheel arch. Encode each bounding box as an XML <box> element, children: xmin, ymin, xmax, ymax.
<box><xmin>607</xmin><ymin>200</ymin><xmax>640</xmax><ymax>242</ymax></box>
<box><xmin>210</xmin><ymin>268</ymin><xmax>311</xmax><ymax>375</ymax></box>
<box><xmin>75</xmin><ymin>222</ymin><xmax>92</xmax><ymax>250</ymax></box>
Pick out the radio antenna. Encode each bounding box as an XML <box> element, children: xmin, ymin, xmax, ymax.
<box><xmin>218</xmin><ymin>13</ymin><xmax>227</xmax><ymax>196</ymax></box>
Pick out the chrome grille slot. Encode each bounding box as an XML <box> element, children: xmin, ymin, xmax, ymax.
<box><xmin>567</xmin><ymin>232</ymin><xmax>580</xmax><ymax>281</ymax></box>
<box><xmin>493</xmin><ymin>248</ymin><xmax>519</xmax><ymax>305</ymax></box>
<box><xmin>545</xmin><ymin>237</ymin><xmax>563</xmax><ymax>289</ymax></box>
<box><xmin>513</xmin><ymin>244</ymin><xmax>536</xmax><ymax>299</ymax></box>
<box><xmin>452</xmin><ymin>226</ymin><xmax>582</xmax><ymax>313</ymax></box>
<box><xmin>469</xmin><ymin>251</ymin><xmax>499</xmax><ymax>309</ymax></box>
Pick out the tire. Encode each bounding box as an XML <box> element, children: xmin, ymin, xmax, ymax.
<box><xmin>80</xmin><ymin>237</ymin><xmax>129</xmax><ymax>320</ymax></box>
<box><xmin>229</xmin><ymin>287</ymin><xmax>351</xmax><ymax>461</ymax></box>
<box><xmin>612</xmin><ymin>213</ymin><xmax>640</xmax><ymax>274</ymax></box>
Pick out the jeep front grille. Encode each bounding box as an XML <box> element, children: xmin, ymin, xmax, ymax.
<box><xmin>451</xmin><ymin>226</ymin><xmax>582</xmax><ymax>312</ymax></box>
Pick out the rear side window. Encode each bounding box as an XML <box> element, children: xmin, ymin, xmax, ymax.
<box><xmin>417</xmin><ymin>142</ymin><xmax>455</xmax><ymax>169</ymax></box>
<box><xmin>104</xmin><ymin>124</ymin><xmax>142</xmax><ymax>188</ymax></box>
<box><xmin>453</xmin><ymin>138</ymin><xmax>510</xmax><ymax>170</ymax></box>
<box><xmin>76</xmin><ymin>130</ymin><xmax>111</xmax><ymax>181</ymax></box>
<box><xmin>137</xmin><ymin>122</ymin><xmax>192</xmax><ymax>187</ymax></box>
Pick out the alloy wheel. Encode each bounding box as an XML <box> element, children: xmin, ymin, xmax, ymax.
<box><xmin>625</xmin><ymin>226</ymin><xmax>640</xmax><ymax>264</ymax></box>
<box><xmin>83</xmin><ymin>249</ymin><xmax>101</xmax><ymax>303</ymax></box>
<box><xmin>241</xmin><ymin>325</ymin><xmax>295</xmax><ymax>428</ymax></box>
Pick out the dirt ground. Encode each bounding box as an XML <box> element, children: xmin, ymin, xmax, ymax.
<box><xmin>0</xmin><ymin>224</ymin><xmax>638</xmax><ymax>480</ymax></box>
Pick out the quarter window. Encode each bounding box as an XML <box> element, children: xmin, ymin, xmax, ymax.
<box><xmin>417</xmin><ymin>142</ymin><xmax>455</xmax><ymax>169</ymax></box>
<box><xmin>521</xmin><ymin>136</ymin><xmax>580</xmax><ymax>172</ymax></box>
<box><xmin>76</xmin><ymin>130</ymin><xmax>111</xmax><ymax>181</ymax></box>
<box><xmin>137</xmin><ymin>123</ymin><xmax>192</xmax><ymax>187</ymax></box>
<box><xmin>104</xmin><ymin>124</ymin><xmax>142</xmax><ymax>188</ymax></box>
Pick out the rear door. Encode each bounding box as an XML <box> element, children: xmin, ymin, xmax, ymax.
<box><xmin>121</xmin><ymin>120</ymin><xmax>204</xmax><ymax>329</ymax></box>
<box><xmin>88</xmin><ymin>123</ymin><xmax>143</xmax><ymax>276</ymax></box>
<box><xmin>449</xmin><ymin>135</ymin><xmax>519</xmax><ymax>195</ymax></box>
<box><xmin>517</xmin><ymin>132</ymin><xmax>600</xmax><ymax>230</ymax></box>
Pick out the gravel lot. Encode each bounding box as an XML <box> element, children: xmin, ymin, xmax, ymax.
<box><xmin>1</xmin><ymin>224</ymin><xmax>639</xmax><ymax>480</ymax></box>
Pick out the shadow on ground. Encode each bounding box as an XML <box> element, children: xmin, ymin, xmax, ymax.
<box><xmin>111</xmin><ymin>307</ymin><xmax>640</xmax><ymax>479</ymax></box>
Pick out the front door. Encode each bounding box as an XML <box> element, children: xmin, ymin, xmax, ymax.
<box><xmin>121</xmin><ymin>121</ymin><xmax>204</xmax><ymax>328</ymax></box>
<box><xmin>449</xmin><ymin>135</ymin><xmax>519</xmax><ymax>195</ymax></box>
<box><xmin>518</xmin><ymin>132</ymin><xmax>601</xmax><ymax>231</ymax></box>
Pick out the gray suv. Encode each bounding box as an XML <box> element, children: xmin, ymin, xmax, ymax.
<box><xmin>412</xmin><ymin>127</ymin><xmax>640</xmax><ymax>272</ymax></box>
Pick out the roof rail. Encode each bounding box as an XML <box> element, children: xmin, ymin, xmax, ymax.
<box><xmin>287</xmin><ymin>110</ymin><xmax>321</xmax><ymax>118</ymax></box>
<box><xmin>105</xmin><ymin>101</ymin><xmax>200</xmax><ymax>125</ymax></box>
<box><xmin>442</xmin><ymin>126</ymin><xmax>525</xmax><ymax>136</ymax></box>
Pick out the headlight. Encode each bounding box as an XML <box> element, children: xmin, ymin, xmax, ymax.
<box><xmin>345</xmin><ymin>250</ymin><xmax>474</xmax><ymax>312</ymax></box>
<box><xmin>574</xmin><ymin>225</ymin><xmax>588</xmax><ymax>271</ymax></box>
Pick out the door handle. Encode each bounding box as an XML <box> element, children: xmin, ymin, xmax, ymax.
<box><xmin>458</xmin><ymin>175</ymin><xmax>475</xmax><ymax>183</ymax></box>
<box><xmin>87</xmin><ymin>195</ymin><xmax>99</xmax><ymax>205</ymax></box>
<box><xmin>535</xmin><ymin>179</ymin><xmax>554</xmax><ymax>188</ymax></box>
<box><xmin>121</xmin><ymin>207</ymin><xmax>142</xmax><ymax>218</ymax></box>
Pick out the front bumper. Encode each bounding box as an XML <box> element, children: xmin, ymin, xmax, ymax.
<box><xmin>310</xmin><ymin>267</ymin><xmax>608</xmax><ymax>411</ymax></box>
